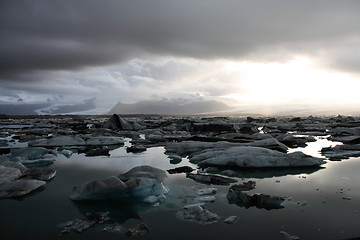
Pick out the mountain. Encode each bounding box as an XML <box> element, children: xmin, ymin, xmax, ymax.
<box><xmin>109</xmin><ymin>99</ymin><xmax>232</xmax><ymax>115</ymax></box>
<box><xmin>0</xmin><ymin>98</ymin><xmax>96</xmax><ymax>115</ymax></box>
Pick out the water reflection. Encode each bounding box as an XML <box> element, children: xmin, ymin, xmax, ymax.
<box><xmin>288</xmin><ymin>136</ymin><xmax>342</xmax><ymax>158</ymax></box>
<box><xmin>72</xmin><ymin>201</ymin><xmax>150</xmax><ymax>224</ymax></box>
<box><xmin>204</xmin><ymin>166</ymin><xmax>324</xmax><ymax>179</ymax></box>
<box><xmin>56</xmin><ymin>145</ymin><xmax>197</xmax><ymax>174</ymax></box>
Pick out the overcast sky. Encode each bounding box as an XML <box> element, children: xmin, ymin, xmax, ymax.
<box><xmin>1</xmin><ymin>0</ymin><xmax>360</xmax><ymax>114</ymax></box>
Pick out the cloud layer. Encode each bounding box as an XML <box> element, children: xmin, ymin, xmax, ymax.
<box><xmin>1</xmin><ymin>0</ymin><xmax>360</xmax><ymax>75</ymax></box>
<box><xmin>1</xmin><ymin>0</ymin><xmax>360</xmax><ymax>114</ymax></box>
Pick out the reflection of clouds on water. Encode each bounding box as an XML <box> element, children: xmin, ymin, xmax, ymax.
<box><xmin>56</xmin><ymin>145</ymin><xmax>196</xmax><ymax>174</ymax></box>
<box><xmin>72</xmin><ymin>201</ymin><xmax>146</xmax><ymax>224</ymax></box>
<box><xmin>288</xmin><ymin>136</ymin><xmax>342</xmax><ymax>158</ymax></box>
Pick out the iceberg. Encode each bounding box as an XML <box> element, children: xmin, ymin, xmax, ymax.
<box><xmin>60</xmin><ymin>149</ymin><xmax>73</xmax><ymax>158</ymax></box>
<box><xmin>177</xmin><ymin>204</ymin><xmax>220</xmax><ymax>224</ymax></box>
<box><xmin>0</xmin><ymin>165</ymin><xmax>22</xmax><ymax>184</ymax></box>
<box><xmin>85</xmin><ymin>136</ymin><xmax>125</xmax><ymax>146</ymax></box>
<box><xmin>193</xmin><ymin>146</ymin><xmax>324</xmax><ymax>168</ymax></box>
<box><xmin>10</xmin><ymin>147</ymin><xmax>49</xmax><ymax>161</ymax></box>
<box><xmin>224</xmin><ymin>216</ymin><xmax>237</xmax><ymax>224</ymax></box>
<box><xmin>197</xmin><ymin>188</ymin><xmax>217</xmax><ymax>196</ymax></box>
<box><xmin>227</xmin><ymin>191</ymin><xmax>285</xmax><ymax>210</ymax></box>
<box><xmin>30</xmin><ymin>136</ymin><xmax>85</xmax><ymax>147</ymax></box>
<box><xmin>70</xmin><ymin>165</ymin><xmax>168</xmax><ymax>203</ymax></box>
<box><xmin>0</xmin><ymin>179</ymin><xmax>45</xmax><ymax>199</ymax></box>
<box><xmin>186</xmin><ymin>173</ymin><xmax>237</xmax><ymax>185</ymax></box>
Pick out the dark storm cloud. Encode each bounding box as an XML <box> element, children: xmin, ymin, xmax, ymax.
<box><xmin>1</xmin><ymin>0</ymin><xmax>360</xmax><ymax>81</ymax></box>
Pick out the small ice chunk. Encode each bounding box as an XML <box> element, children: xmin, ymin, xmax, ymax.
<box><xmin>142</xmin><ymin>195</ymin><xmax>159</xmax><ymax>204</ymax></box>
<box><xmin>70</xmin><ymin>165</ymin><xmax>168</xmax><ymax>203</ymax></box>
<box><xmin>186</xmin><ymin>173</ymin><xmax>237</xmax><ymax>185</ymax></box>
<box><xmin>178</xmin><ymin>204</ymin><xmax>220</xmax><ymax>224</ymax></box>
<box><xmin>298</xmin><ymin>201</ymin><xmax>308</xmax><ymax>206</ymax></box>
<box><xmin>168</xmin><ymin>155</ymin><xmax>182</xmax><ymax>164</ymax></box>
<box><xmin>60</xmin><ymin>149</ymin><xmax>73</xmax><ymax>158</ymax></box>
<box><xmin>167</xmin><ymin>166</ymin><xmax>193</xmax><ymax>174</ymax></box>
<box><xmin>280</xmin><ymin>231</ymin><xmax>300</xmax><ymax>240</ymax></box>
<box><xmin>197</xmin><ymin>188</ymin><xmax>217</xmax><ymax>196</ymax></box>
<box><xmin>196</xmin><ymin>196</ymin><xmax>215</xmax><ymax>203</ymax></box>
<box><xmin>61</xmin><ymin>212</ymin><xmax>109</xmax><ymax>235</ymax></box>
<box><xmin>224</xmin><ymin>216</ymin><xmax>237</xmax><ymax>224</ymax></box>
<box><xmin>126</xmin><ymin>223</ymin><xmax>150</xmax><ymax>237</ymax></box>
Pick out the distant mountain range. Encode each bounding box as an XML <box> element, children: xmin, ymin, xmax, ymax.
<box><xmin>0</xmin><ymin>98</ymin><xmax>95</xmax><ymax>115</ymax></box>
<box><xmin>109</xmin><ymin>99</ymin><xmax>232</xmax><ymax>115</ymax></box>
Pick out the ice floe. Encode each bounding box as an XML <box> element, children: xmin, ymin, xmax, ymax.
<box><xmin>192</xmin><ymin>146</ymin><xmax>324</xmax><ymax>168</ymax></box>
<box><xmin>176</xmin><ymin>204</ymin><xmax>220</xmax><ymax>224</ymax></box>
<box><xmin>70</xmin><ymin>165</ymin><xmax>168</xmax><ymax>203</ymax></box>
<box><xmin>186</xmin><ymin>173</ymin><xmax>237</xmax><ymax>185</ymax></box>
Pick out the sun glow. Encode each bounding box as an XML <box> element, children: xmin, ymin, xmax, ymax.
<box><xmin>223</xmin><ymin>57</ymin><xmax>360</xmax><ymax>105</ymax></box>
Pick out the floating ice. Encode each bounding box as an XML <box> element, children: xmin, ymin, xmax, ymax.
<box><xmin>195</xmin><ymin>195</ymin><xmax>215</xmax><ymax>203</ymax></box>
<box><xmin>229</xmin><ymin>181</ymin><xmax>256</xmax><ymax>192</ymax></box>
<box><xmin>0</xmin><ymin>179</ymin><xmax>45</xmax><ymax>199</ymax></box>
<box><xmin>21</xmin><ymin>168</ymin><xmax>56</xmax><ymax>181</ymax></box>
<box><xmin>167</xmin><ymin>166</ymin><xmax>194</xmax><ymax>174</ymax></box>
<box><xmin>224</xmin><ymin>216</ymin><xmax>237</xmax><ymax>224</ymax></box>
<box><xmin>193</xmin><ymin>146</ymin><xmax>324</xmax><ymax>168</ymax></box>
<box><xmin>70</xmin><ymin>165</ymin><xmax>168</xmax><ymax>203</ymax></box>
<box><xmin>227</xmin><ymin>190</ymin><xmax>285</xmax><ymax>210</ymax></box>
<box><xmin>165</xmin><ymin>139</ymin><xmax>288</xmax><ymax>158</ymax></box>
<box><xmin>280</xmin><ymin>231</ymin><xmax>300</xmax><ymax>240</ymax></box>
<box><xmin>177</xmin><ymin>204</ymin><xmax>220</xmax><ymax>224</ymax></box>
<box><xmin>85</xmin><ymin>136</ymin><xmax>125</xmax><ymax>146</ymax></box>
<box><xmin>186</xmin><ymin>173</ymin><xmax>237</xmax><ymax>185</ymax></box>
<box><xmin>104</xmin><ymin>114</ymin><xmax>140</xmax><ymax>130</ymax></box>
<box><xmin>30</xmin><ymin>136</ymin><xmax>85</xmax><ymax>147</ymax></box>
<box><xmin>10</xmin><ymin>147</ymin><xmax>49</xmax><ymax>161</ymax></box>
<box><xmin>60</xmin><ymin>149</ymin><xmax>73</xmax><ymax>158</ymax></box>
<box><xmin>61</xmin><ymin>212</ymin><xmax>110</xmax><ymax>235</ymax></box>
<box><xmin>197</xmin><ymin>188</ymin><xmax>217</xmax><ymax>196</ymax></box>
<box><xmin>0</xmin><ymin>165</ymin><xmax>22</xmax><ymax>184</ymax></box>
<box><xmin>20</xmin><ymin>159</ymin><xmax>55</xmax><ymax>168</ymax></box>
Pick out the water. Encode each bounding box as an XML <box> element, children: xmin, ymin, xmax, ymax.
<box><xmin>1</xmin><ymin>137</ymin><xmax>360</xmax><ymax>239</ymax></box>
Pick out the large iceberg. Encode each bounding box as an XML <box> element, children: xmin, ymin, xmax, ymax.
<box><xmin>165</xmin><ymin>139</ymin><xmax>288</xmax><ymax>158</ymax></box>
<box><xmin>0</xmin><ymin>179</ymin><xmax>45</xmax><ymax>199</ymax></box>
<box><xmin>0</xmin><ymin>165</ymin><xmax>22</xmax><ymax>184</ymax></box>
<box><xmin>0</xmin><ymin>161</ymin><xmax>56</xmax><ymax>199</ymax></box>
<box><xmin>70</xmin><ymin>165</ymin><xmax>168</xmax><ymax>203</ymax></box>
<box><xmin>192</xmin><ymin>146</ymin><xmax>324</xmax><ymax>168</ymax></box>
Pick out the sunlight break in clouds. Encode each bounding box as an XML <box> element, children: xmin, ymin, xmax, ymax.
<box><xmin>222</xmin><ymin>57</ymin><xmax>360</xmax><ymax>106</ymax></box>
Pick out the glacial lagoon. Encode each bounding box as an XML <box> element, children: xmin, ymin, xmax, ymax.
<box><xmin>1</xmin><ymin>115</ymin><xmax>360</xmax><ymax>239</ymax></box>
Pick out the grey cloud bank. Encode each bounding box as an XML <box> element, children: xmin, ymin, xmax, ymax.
<box><xmin>0</xmin><ymin>0</ymin><xmax>359</xmax><ymax>114</ymax></box>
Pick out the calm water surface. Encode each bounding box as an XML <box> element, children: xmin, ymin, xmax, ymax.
<box><xmin>1</xmin><ymin>138</ymin><xmax>360</xmax><ymax>240</ymax></box>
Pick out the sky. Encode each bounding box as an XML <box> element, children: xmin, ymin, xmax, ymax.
<box><xmin>0</xmin><ymin>0</ymin><xmax>360</xmax><ymax>115</ymax></box>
